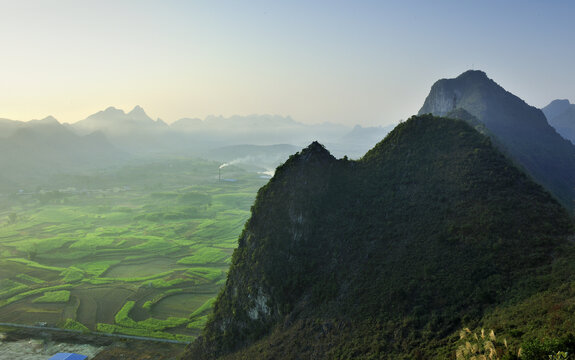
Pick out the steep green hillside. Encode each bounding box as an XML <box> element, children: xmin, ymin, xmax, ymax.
<box><xmin>183</xmin><ymin>115</ymin><xmax>574</xmax><ymax>359</ymax></box>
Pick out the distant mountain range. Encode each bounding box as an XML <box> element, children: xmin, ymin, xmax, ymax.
<box><xmin>542</xmin><ymin>99</ymin><xmax>575</xmax><ymax>144</ymax></box>
<box><xmin>0</xmin><ymin>108</ymin><xmax>394</xmax><ymax>191</ymax></box>
<box><xmin>419</xmin><ymin>70</ymin><xmax>575</xmax><ymax>211</ymax></box>
<box><xmin>72</xmin><ymin>108</ymin><xmax>375</xmax><ymax>156</ymax></box>
<box><xmin>0</xmin><ymin>106</ymin><xmax>391</xmax><ymax>157</ymax></box>
<box><xmin>73</xmin><ymin>105</ymin><xmax>167</xmax><ymax>136</ymax></box>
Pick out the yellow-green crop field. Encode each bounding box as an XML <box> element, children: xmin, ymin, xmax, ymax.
<box><xmin>0</xmin><ymin>158</ymin><xmax>267</xmax><ymax>341</ymax></box>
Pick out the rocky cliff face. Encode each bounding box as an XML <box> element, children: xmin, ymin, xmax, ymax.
<box><xmin>189</xmin><ymin>141</ymin><xmax>340</xmax><ymax>358</ymax></box>
<box><xmin>419</xmin><ymin>79</ymin><xmax>461</xmax><ymax>116</ymax></box>
<box><xmin>183</xmin><ymin>115</ymin><xmax>574</xmax><ymax>360</ymax></box>
<box><xmin>419</xmin><ymin>70</ymin><xmax>575</xmax><ymax>211</ymax></box>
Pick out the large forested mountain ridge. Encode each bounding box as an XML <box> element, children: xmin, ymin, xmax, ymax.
<box><xmin>182</xmin><ymin>115</ymin><xmax>575</xmax><ymax>359</ymax></box>
<box><xmin>418</xmin><ymin>70</ymin><xmax>575</xmax><ymax>212</ymax></box>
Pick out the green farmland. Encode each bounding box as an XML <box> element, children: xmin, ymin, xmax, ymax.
<box><xmin>0</xmin><ymin>158</ymin><xmax>268</xmax><ymax>341</ymax></box>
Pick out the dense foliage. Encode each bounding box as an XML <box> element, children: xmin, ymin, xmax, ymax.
<box><xmin>184</xmin><ymin>115</ymin><xmax>574</xmax><ymax>359</ymax></box>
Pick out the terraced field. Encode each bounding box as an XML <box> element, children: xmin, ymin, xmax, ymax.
<box><xmin>0</xmin><ymin>158</ymin><xmax>267</xmax><ymax>341</ymax></box>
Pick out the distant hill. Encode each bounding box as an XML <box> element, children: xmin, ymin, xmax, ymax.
<box><xmin>542</xmin><ymin>99</ymin><xmax>575</xmax><ymax>144</ymax></box>
<box><xmin>0</xmin><ymin>118</ymin><xmax>24</xmax><ymax>138</ymax></box>
<box><xmin>184</xmin><ymin>115</ymin><xmax>575</xmax><ymax>359</ymax></box>
<box><xmin>73</xmin><ymin>105</ymin><xmax>167</xmax><ymax>135</ymax></box>
<box><xmin>542</xmin><ymin>99</ymin><xmax>572</xmax><ymax>120</ymax></box>
<box><xmin>71</xmin><ymin>106</ymin><xmax>174</xmax><ymax>155</ymax></box>
<box><xmin>172</xmin><ymin>114</ymin><xmax>351</xmax><ymax>149</ymax></box>
<box><xmin>0</xmin><ymin>116</ymin><xmax>127</xmax><ymax>190</ymax></box>
<box><xmin>327</xmin><ymin>124</ymin><xmax>396</xmax><ymax>159</ymax></box>
<box><xmin>419</xmin><ymin>70</ymin><xmax>575</xmax><ymax>211</ymax></box>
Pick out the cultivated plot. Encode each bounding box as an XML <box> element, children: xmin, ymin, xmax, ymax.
<box><xmin>0</xmin><ymin>159</ymin><xmax>266</xmax><ymax>341</ymax></box>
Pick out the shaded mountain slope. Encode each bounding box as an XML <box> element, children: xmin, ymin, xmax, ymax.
<box><xmin>183</xmin><ymin>115</ymin><xmax>574</xmax><ymax>359</ymax></box>
<box><xmin>419</xmin><ymin>70</ymin><xmax>575</xmax><ymax>211</ymax></box>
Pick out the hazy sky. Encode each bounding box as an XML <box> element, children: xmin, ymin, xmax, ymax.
<box><xmin>1</xmin><ymin>0</ymin><xmax>574</xmax><ymax>126</ymax></box>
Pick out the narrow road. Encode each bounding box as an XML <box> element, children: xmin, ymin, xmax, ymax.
<box><xmin>0</xmin><ymin>322</ymin><xmax>190</xmax><ymax>344</ymax></box>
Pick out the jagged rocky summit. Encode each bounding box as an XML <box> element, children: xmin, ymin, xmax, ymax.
<box><xmin>183</xmin><ymin>114</ymin><xmax>574</xmax><ymax>359</ymax></box>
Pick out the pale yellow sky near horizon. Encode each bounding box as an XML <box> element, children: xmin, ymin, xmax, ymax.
<box><xmin>0</xmin><ymin>1</ymin><xmax>573</xmax><ymax>126</ymax></box>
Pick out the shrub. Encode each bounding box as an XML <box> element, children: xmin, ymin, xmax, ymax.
<box><xmin>456</xmin><ymin>328</ymin><xmax>520</xmax><ymax>360</ymax></box>
<box><xmin>521</xmin><ymin>335</ymin><xmax>575</xmax><ymax>360</ymax></box>
<box><xmin>33</xmin><ymin>290</ymin><xmax>70</xmax><ymax>303</ymax></box>
<box><xmin>60</xmin><ymin>267</ymin><xmax>84</xmax><ymax>283</ymax></box>
<box><xmin>62</xmin><ymin>318</ymin><xmax>90</xmax><ymax>332</ymax></box>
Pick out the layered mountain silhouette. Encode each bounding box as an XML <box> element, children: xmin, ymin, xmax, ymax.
<box><xmin>71</xmin><ymin>106</ymin><xmax>175</xmax><ymax>155</ymax></box>
<box><xmin>419</xmin><ymin>70</ymin><xmax>575</xmax><ymax>211</ymax></box>
<box><xmin>542</xmin><ymin>99</ymin><xmax>575</xmax><ymax>144</ymax></box>
<box><xmin>70</xmin><ymin>107</ymin><xmax>395</xmax><ymax>159</ymax></box>
<box><xmin>184</xmin><ymin>115</ymin><xmax>574</xmax><ymax>359</ymax></box>
<box><xmin>0</xmin><ymin>116</ymin><xmax>127</xmax><ymax>190</ymax></box>
<box><xmin>0</xmin><ymin>107</ymin><xmax>390</xmax><ymax>191</ymax></box>
<box><xmin>73</xmin><ymin>105</ymin><xmax>167</xmax><ymax>136</ymax></box>
<box><xmin>72</xmin><ymin>110</ymin><xmax>354</xmax><ymax>156</ymax></box>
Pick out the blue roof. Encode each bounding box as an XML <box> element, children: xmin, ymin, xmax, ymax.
<box><xmin>48</xmin><ymin>353</ymin><xmax>88</xmax><ymax>360</ymax></box>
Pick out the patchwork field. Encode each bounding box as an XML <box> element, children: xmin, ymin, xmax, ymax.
<box><xmin>0</xmin><ymin>158</ymin><xmax>267</xmax><ymax>341</ymax></box>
